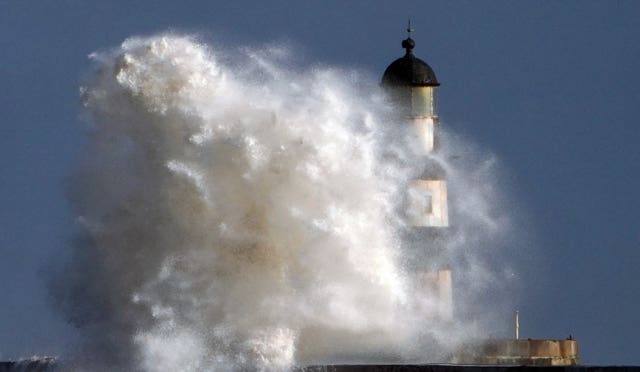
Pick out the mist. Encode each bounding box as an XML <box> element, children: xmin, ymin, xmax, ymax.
<box><xmin>50</xmin><ymin>34</ymin><xmax>518</xmax><ymax>371</ymax></box>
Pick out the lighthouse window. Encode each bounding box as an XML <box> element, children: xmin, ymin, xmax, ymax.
<box><xmin>424</xmin><ymin>191</ymin><xmax>433</xmax><ymax>214</ymax></box>
<box><xmin>408</xmin><ymin>180</ymin><xmax>447</xmax><ymax>227</ymax></box>
<box><xmin>411</xmin><ymin>87</ymin><xmax>435</xmax><ymax>117</ymax></box>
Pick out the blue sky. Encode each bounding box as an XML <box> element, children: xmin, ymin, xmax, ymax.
<box><xmin>1</xmin><ymin>0</ymin><xmax>639</xmax><ymax>365</ymax></box>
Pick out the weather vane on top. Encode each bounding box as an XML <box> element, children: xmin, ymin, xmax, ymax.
<box><xmin>407</xmin><ymin>19</ymin><xmax>414</xmax><ymax>38</ymax></box>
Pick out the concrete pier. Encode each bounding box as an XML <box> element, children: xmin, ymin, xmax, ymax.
<box><xmin>458</xmin><ymin>339</ymin><xmax>580</xmax><ymax>366</ymax></box>
<box><xmin>2</xmin><ymin>359</ymin><xmax>639</xmax><ymax>371</ymax></box>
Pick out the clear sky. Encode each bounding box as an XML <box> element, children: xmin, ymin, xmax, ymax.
<box><xmin>1</xmin><ymin>0</ymin><xmax>639</xmax><ymax>365</ymax></box>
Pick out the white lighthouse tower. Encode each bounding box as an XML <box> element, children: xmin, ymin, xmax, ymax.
<box><xmin>381</xmin><ymin>27</ymin><xmax>448</xmax><ymax>228</ymax></box>
<box><xmin>382</xmin><ymin>26</ymin><xmax>452</xmax><ymax>320</ymax></box>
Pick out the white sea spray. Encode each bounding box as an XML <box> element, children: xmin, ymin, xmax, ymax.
<box><xmin>52</xmin><ymin>34</ymin><xmax>517</xmax><ymax>371</ymax></box>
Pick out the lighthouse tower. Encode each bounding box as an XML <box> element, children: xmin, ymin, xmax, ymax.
<box><xmin>382</xmin><ymin>27</ymin><xmax>448</xmax><ymax>228</ymax></box>
<box><xmin>382</xmin><ymin>26</ymin><xmax>452</xmax><ymax>320</ymax></box>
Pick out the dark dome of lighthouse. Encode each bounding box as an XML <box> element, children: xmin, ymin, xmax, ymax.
<box><xmin>382</xmin><ymin>37</ymin><xmax>440</xmax><ymax>87</ymax></box>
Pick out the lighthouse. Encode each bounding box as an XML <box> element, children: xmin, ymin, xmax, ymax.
<box><xmin>382</xmin><ymin>25</ymin><xmax>452</xmax><ymax>320</ymax></box>
<box><xmin>382</xmin><ymin>27</ymin><xmax>448</xmax><ymax>228</ymax></box>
